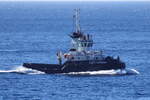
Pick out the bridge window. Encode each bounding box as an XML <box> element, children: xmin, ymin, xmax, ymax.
<box><xmin>71</xmin><ymin>57</ymin><xmax>74</xmax><ymax>59</ymax></box>
<box><xmin>87</xmin><ymin>43</ymin><xmax>90</xmax><ymax>47</ymax></box>
<box><xmin>81</xmin><ymin>43</ymin><xmax>84</xmax><ymax>47</ymax></box>
<box><xmin>84</xmin><ymin>43</ymin><xmax>86</xmax><ymax>47</ymax></box>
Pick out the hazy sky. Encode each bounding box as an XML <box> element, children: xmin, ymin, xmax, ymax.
<box><xmin>0</xmin><ymin>0</ymin><xmax>150</xmax><ymax>1</ymax></box>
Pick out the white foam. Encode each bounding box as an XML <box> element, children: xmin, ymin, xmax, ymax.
<box><xmin>126</xmin><ymin>68</ymin><xmax>140</xmax><ymax>75</ymax></box>
<box><xmin>66</xmin><ymin>69</ymin><xmax>139</xmax><ymax>75</ymax></box>
<box><xmin>0</xmin><ymin>66</ymin><xmax>45</xmax><ymax>75</ymax></box>
<box><xmin>0</xmin><ymin>66</ymin><xmax>139</xmax><ymax>76</ymax></box>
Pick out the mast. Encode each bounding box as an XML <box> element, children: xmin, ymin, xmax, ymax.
<box><xmin>70</xmin><ymin>9</ymin><xmax>93</xmax><ymax>52</ymax></box>
<box><xmin>74</xmin><ymin>9</ymin><xmax>81</xmax><ymax>33</ymax></box>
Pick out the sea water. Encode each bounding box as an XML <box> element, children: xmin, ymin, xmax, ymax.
<box><xmin>0</xmin><ymin>1</ymin><xmax>150</xmax><ymax>100</ymax></box>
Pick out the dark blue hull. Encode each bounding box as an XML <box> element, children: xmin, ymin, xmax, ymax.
<box><xmin>23</xmin><ymin>58</ymin><xmax>126</xmax><ymax>74</ymax></box>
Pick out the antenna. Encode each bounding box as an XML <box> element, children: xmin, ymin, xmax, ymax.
<box><xmin>74</xmin><ymin>9</ymin><xmax>81</xmax><ymax>33</ymax></box>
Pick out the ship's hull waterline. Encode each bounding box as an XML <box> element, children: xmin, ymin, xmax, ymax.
<box><xmin>23</xmin><ymin>60</ymin><xmax>125</xmax><ymax>74</ymax></box>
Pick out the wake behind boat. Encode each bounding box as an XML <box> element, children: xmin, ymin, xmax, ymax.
<box><xmin>23</xmin><ymin>9</ymin><xmax>126</xmax><ymax>74</ymax></box>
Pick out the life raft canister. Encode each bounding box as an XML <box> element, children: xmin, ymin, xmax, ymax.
<box><xmin>64</xmin><ymin>54</ymin><xmax>73</xmax><ymax>59</ymax></box>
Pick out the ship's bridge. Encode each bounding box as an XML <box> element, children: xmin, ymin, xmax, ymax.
<box><xmin>62</xmin><ymin>9</ymin><xmax>104</xmax><ymax>62</ymax></box>
<box><xmin>70</xmin><ymin>32</ymin><xmax>93</xmax><ymax>52</ymax></box>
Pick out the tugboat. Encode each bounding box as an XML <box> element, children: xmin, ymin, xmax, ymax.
<box><xmin>23</xmin><ymin>9</ymin><xmax>126</xmax><ymax>74</ymax></box>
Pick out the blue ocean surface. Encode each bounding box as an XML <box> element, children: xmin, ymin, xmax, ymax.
<box><xmin>0</xmin><ymin>1</ymin><xmax>150</xmax><ymax>100</ymax></box>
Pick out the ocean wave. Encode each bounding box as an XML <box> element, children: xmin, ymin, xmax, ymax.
<box><xmin>0</xmin><ymin>49</ymin><xmax>19</xmax><ymax>52</ymax></box>
<box><xmin>0</xmin><ymin>66</ymin><xmax>139</xmax><ymax>76</ymax></box>
<box><xmin>0</xmin><ymin>66</ymin><xmax>45</xmax><ymax>75</ymax></box>
<box><xmin>65</xmin><ymin>69</ymin><xmax>139</xmax><ymax>76</ymax></box>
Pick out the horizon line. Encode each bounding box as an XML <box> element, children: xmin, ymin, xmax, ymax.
<box><xmin>0</xmin><ymin>0</ymin><xmax>150</xmax><ymax>2</ymax></box>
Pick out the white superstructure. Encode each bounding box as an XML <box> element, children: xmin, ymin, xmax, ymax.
<box><xmin>60</xmin><ymin>9</ymin><xmax>104</xmax><ymax>62</ymax></box>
